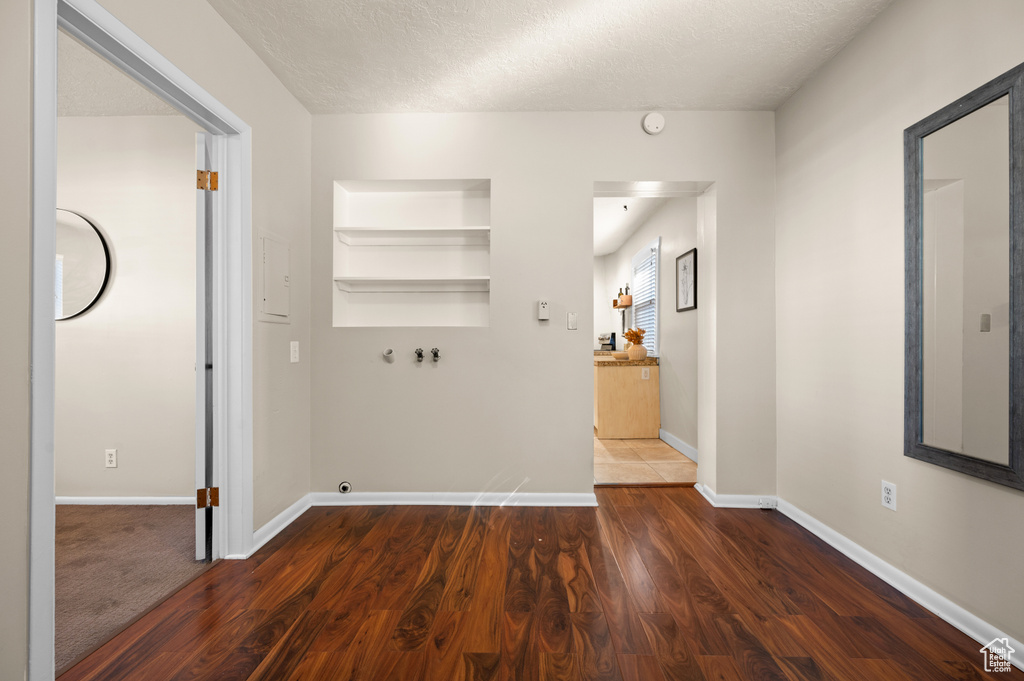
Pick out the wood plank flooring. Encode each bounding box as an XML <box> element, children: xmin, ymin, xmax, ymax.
<box><xmin>59</xmin><ymin>488</ymin><xmax>1021</xmax><ymax>680</ymax></box>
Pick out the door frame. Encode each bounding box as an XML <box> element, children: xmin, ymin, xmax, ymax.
<box><xmin>30</xmin><ymin>1</ymin><xmax>254</xmax><ymax>678</ymax></box>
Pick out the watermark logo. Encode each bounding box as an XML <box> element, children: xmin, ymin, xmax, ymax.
<box><xmin>981</xmin><ymin>638</ymin><xmax>1015</xmax><ymax>673</ymax></box>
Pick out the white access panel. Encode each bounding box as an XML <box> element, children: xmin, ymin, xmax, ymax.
<box><xmin>262</xmin><ymin>235</ymin><xmax>290</xmax><ymax>319</ymax></box>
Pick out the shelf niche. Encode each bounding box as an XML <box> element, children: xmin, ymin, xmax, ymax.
<box><xmin>333</xmin><ymin>179</ymin><xmax>491</xmax><ymax>327</ymax></box>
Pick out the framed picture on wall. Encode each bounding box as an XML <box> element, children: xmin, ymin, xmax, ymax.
<box><xmin>676</xmin><ymin>248</ymin><xmax>697</xmax><ymax>312</ymax></box>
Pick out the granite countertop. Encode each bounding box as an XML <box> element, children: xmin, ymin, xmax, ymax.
<box><xmin>594</xmin><ymin>356</ymin><xmax>659</xmax><ymax>367</ymax></box>
<box><xmin>594</xmin><ymin>350</ymin><xmax>614</xmax><ymax>356</ymax></box>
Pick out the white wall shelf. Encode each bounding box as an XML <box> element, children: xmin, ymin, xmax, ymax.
<box><xmin>334</xmin><ymin>276</ymin><xmax>490</xmax><ymax>293</ymax></box>
<box><xmin>333</xmin><ymin>179</ymin><xmax>491</xmax><ymax>327</ymax></box>
<box><xmin>334</xmin><ymin>226</ymin><xmax>490</xmax><ymax>247</ymax></box>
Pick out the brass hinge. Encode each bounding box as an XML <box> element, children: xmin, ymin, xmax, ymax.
<box><xmin>196</xmin><ymin>170</ymin><xmax>219</xmax><ymax>191</ymax></box>
<box><xmin>197</xmin><ymin>487</ymin><xmax>220</xmax><ymax>508</ymax></box>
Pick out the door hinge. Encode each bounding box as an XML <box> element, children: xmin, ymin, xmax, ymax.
<box><xmin>197</xmin><ymin>170</ymin><xmax>219</xmax><ymax>191</ymax></box>
<box><xmin>197</xmin><ymin>487</ymin><xmax>220</xmax><ymax>508</ymax></box>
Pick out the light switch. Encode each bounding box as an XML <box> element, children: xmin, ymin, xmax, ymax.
<box><xmin>538</xmin><ymin>300</ymin><xmax>550</xmax><ymax>320</ymax></box>
<box><xmin>290</xmin><ymin>341</ymin><xmax>299</xmax><ymax>363</ymax></box>
<box><xmin>567</xmin><ymin>312</ymin><xmax>578</xmax><ymax>330</ymax></box>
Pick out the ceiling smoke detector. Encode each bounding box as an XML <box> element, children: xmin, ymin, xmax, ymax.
<box><xmin>642</xmin><ymin>112</ymin><xmax>665</xmax><ymax>135</ymax></box>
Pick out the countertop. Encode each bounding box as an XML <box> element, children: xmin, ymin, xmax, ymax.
<box><xmin>594</xmin><ymin>356</ymin><xmax>659</xmax><ymax>367</ymax></box>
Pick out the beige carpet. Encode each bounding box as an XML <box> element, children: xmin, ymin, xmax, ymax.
<box><xmin>55</xmin><ymin>505</ymin><xmax>209</xmax><ymax>675</ymax></box>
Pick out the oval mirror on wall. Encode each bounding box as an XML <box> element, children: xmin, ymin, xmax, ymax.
<box><xmin>56</xmin><ymin>209</ymin><xmax>111</xmax><ymax>320</ymax></box>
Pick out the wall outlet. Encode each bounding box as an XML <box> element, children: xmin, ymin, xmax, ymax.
<box><xmin>290</xmin><ymin>341</ymin><xmax>300</xmax><ymax>363</ymax></box>
<box><xmin>538</xmin><ymin>300</ymin><xmax>550</xmax><ymax>320</ymax></box>
<box><xmin>105</xmin><ymin>449</ymin><xmax>117</xmax><ymax>468</ymax></box>
<box><xmin>758</xmin><ymin>496</ymin><xmax>778</xmax><ymax>510</ymax></box>
<box><xmin>641</xmin><ymin>367</ymin><xmax>650</xmax><ymax>380</ymax></box>
<box><xmin>881</xmin><ymin>480</ymin><xmax>897</xmax><ymax>510</ymax></box>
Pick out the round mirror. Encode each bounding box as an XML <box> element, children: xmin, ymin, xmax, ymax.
<box><xmin>56</xmin><ymin>209</ymin><xmax>110</xmax><ymax>320</ymax></box>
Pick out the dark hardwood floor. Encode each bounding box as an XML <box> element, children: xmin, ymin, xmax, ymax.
<box><xmin>60</xmin><ymin>487</ymin><xmax>1021</xmax><ymax>680</ymax></box>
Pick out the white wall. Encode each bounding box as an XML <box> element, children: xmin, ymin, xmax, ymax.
<box><xmin>1</xmin><ymin>0</ymin><xmax>32</xmax><ymax>674</ymax></box>
<box><xmin>311</xmin><ymin>111</ymin><xmax>775</xmax><ymax>497</ymax></box>
<box><xmin>596</xmin><ymin>198</ymin><xmax>699</xmax><ymax>450</ymax></box>
<box><xmin>56</xmin><ymin>115</ymin><xmax>198</xmax><ymax>498</ymax></box>
<box><xmin>96</xmin><ymin>0</ymin><xmax>313</xmax><ymax>529</ymax></box>
<box><xmin>775</xmin><ymin>0</ymin><xmax>1024</xmax><ymax>643</ymax></box>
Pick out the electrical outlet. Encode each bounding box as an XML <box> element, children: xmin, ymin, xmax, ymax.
<box><xmin>881</xmin><ymin>480</ymin><xmax>897</xmax><ymax>510</ymax></box>
<box><xmin>290</xmin><ymin>341</ymin><xmax>300</xmax><ymax>363</ymax></box>
<box><xmin>105</xmin><ymin>449</ymin><xmax>117</xmax><ymax>468</ymax></box>
<box><xmin>641</xmin><ymin>367</ymin><xmax>650</xmax><ymax>380</ymax></box>
<box><xmin>538</xmin><ymin>300</ymin><xmax>550</xmax><ymax>321</ymax></box>
<box><xmin>758</xmin><ymin>497</ymin><xmax>778</xmax><ymax>510</ymax></box>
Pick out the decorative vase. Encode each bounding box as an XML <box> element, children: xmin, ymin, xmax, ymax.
<box><xmin>627</xmin><ymin>343</ymin><xmax>647</xmax><ymax>360</ymax></box>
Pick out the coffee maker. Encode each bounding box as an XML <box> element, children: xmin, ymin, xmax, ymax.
<box><xmin>598</xmin><ymin>332</ymin><xmax>616</xmax><ymax>351</ymax></box>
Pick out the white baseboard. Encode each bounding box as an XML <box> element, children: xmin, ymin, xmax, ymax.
<box><xmin>240</xmin><ymin>493</ymin><xmax>313</xmax><ymax>559</ymax></box>
<box><xmin>693</xmin><ymin>484</ymin><xmax>775</xmax><ymax>509</ymax></box>
<box><xmin>776</xmin><ymin>499</ymin><xmax>1023</xmax><ymax>671</ymax></box>
<box><xmin>55</xmin><ymin>496</ymin><xmax>194</xmax><ymax>505</ymax></box>
<box><xmin>693</xmin><ymin>487</ymin><xmax>1022</xmax><ymax>670</ymax></box>
<box><xmin>659</xmin><ymin>429</ymin><xmax>697</xmax><ymax>464</ymax></box>
<box><xmin>310</xmin><ymin>491</ymin><xmax>598</xmax><ymax>507</ymax></box>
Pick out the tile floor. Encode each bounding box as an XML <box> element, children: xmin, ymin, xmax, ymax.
<box><xmin>593</xmin><ymin>435</ymin><xmax>698</xmax><ymax>485</ymax></box>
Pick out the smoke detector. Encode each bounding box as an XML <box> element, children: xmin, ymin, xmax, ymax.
<box><xmin>642</xmin><ymin>112</ymin><xmax>665</xmax><ymax>135</ymax></box>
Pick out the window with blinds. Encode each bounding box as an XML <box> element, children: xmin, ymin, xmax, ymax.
<box><xmin>631</xmin><ymin>237</ymin><xmax>660</xmax><ymax>356</ymax></box>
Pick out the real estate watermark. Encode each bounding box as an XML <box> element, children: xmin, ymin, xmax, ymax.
<box><xmin>981</xmin><ymin>638</ymin><xmax>1015</xmax><ymax>673</ymax></box>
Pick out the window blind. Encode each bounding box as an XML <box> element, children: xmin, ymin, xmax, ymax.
<box><xmin>631</xmin><ymin>238</ymin><xmax>659</xmax><ymax>355</ymax></box>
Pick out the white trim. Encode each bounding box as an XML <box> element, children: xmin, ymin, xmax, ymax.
<box><xmin>29</xmin><ymin>2</ymin><xmax>58</xmax><ymax>678</ymax></box>
<box><xmin>32</xmin><ymin>2</ymin><xmax>254</xmax><ymax>677</ymax></box>
<box><xmin>240</xmin><ymin>493</ymin><xmax>314</xmax><ymax>559</ymax></box>
<box><xmin>659</xmin><ymin>429</ymin><xmax>697</xmax><ymax>463</ymax></box>
<box><xmin>310</xmin><ymin>491</ymin><xmax>599</xmax><ymax>507</ymax></box>
<box><xmin>693</xmin><ymin>484</ymin><xmax>771</xmax><ymax>509</ymax></box>
<box><xmin>776</xmin><ymin>499</ymin><xmax>1023</xmax><ymax>672</ymax></box>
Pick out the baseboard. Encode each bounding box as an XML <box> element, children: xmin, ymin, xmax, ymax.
<box><xmin>55</xmin><ymin>496</ymin><xmax>194</xmax><ymax>505</ymax></box>
<box><xmin>693</xmin><ymin>484</ymin><xmax>775</xmax><ymax>509</ymax></box>
<box><xmin>659</xmin><ymin>429</ymin><xmax>697</xmax><ymax>464</ymax></box>
<box><xmin>775</xmin><ymin>499</ymin><xmax>1023</xmax><ymax>671</ymax></box>
<box><xmin>242</xmin><ymin>493</ymin><xmax>313</xmax><ymax>559</ymax></box>
<box><xmin>310</xmin><ymin>491</ymin><xmax>599</xmax><ymax>507</ymax></box>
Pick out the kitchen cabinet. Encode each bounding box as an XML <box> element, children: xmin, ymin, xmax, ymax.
<box><xmin>594</xmin><ymin>357</ymin><xmax>660</xmax><ymax>438</ymax></box>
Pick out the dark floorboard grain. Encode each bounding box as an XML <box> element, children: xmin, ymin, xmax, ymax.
<box><xmin>59</xmin><ymin>490</ymin><xmax>1024</xmax><ymax>681</ymax></box>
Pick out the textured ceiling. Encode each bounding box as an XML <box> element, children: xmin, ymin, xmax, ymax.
<box><xmin>207</xmin><ymin>0</ymin><xmax>894</xmax><ymax>113</ymax></box>
<box><xmin>58</xmin><ymin>31</ymin><xmax>178</xmax><ymax>117</ymax></box>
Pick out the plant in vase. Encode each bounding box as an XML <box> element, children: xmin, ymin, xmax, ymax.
<box><xmin>623</xmin><ymin>328</ymin><xmax>647</xmax><ymax>360</ymax></box>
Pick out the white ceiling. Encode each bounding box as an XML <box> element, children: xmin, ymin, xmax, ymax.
<box><xmin>593</xmin><ymin>181</ymin><xmax>712</xmax><ymax>255</ymax></box>
<box><xmin>594</xmin><ymin>197</ymin><xmax>668</xmax><ymax>256</ymax></box>
<box><xmin>205</xmin><ymin>0</ymin><xmax>894</xmax><ymax>114</ymax></box>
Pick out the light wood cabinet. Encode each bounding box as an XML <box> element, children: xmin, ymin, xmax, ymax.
<box><xmin>594</xmin><ymin>362</ymin><xmax>660</xmax><ymax>438</ymax></box>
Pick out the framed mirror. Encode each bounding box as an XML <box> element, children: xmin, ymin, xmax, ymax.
<box><xmin>905</xmin><ymin>62</ymin><xmax>1024</xmax><ymax>491</ymax></box>
<box><xmin>55</xmin><ymin>209</ymin><xmax>111</xmax><ymax>320</ymax></box>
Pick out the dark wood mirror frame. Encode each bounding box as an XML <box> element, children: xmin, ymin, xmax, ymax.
<box><xmin>905</xmin><ymin>61</ymin><xmax>1024</xmax><ymax>491</ymax></box>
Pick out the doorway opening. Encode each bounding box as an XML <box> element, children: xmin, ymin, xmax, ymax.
<box><xmin>53</xmin><ymin>28</ymin><xmax>211</xmax><ymax>673</ymax></box>
<box><xmin>592</xmin><ymin>181</ymin><xmax>708</xmax><ymax>486</ymax></box>
<box><xmin>32</xmin><ymin>2</ymin><xmax>254</xmax><ymax>678</ymax></box>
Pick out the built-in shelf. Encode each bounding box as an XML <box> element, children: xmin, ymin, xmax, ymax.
<box><xmin>333</xmin><ymin>276</ymin><xmax>491</xmax><ymax>293</ymax></box>
<box><xmin>334</xmin><ymin>226</ymin><xmax>490</xmax><ymax>246</ymax></box>
<box><xmin>333</xmin><ymin>179</ymin><xmax>491</xmax><ymax>327</ymax></box>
